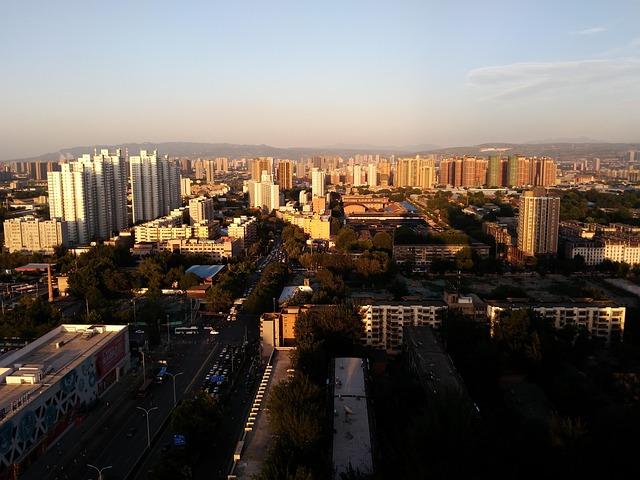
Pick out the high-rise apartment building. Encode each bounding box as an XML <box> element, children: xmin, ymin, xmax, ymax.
<box><xmin>277</xmin><ymin>160</ymin><xmax>294</xmax><ymax>190</ymax></box>
<box><xmin>250</xmin><ymin>157</ymin><xmax>273</xmax><ymax>181</ymax></box>
<box><xmin>188</xmin><ymin>196</ymin><xmax>216</xmax><ymax>225</ymax></box>
<box><xmin>204</xmin><ymin>159</ymin><xmax>216</xmax><ymax>183</ymax></box>
<box><xmin>129</xmin><ymin>150</ymin><xmax>181</xmax><ymax>223</ymax></box>
<box><xmin>180</xmin><ymin>176</ymin><xmax>192</xmax><ymax>198</ymax></box>
<box><xmin>487</xmin><ymin>155</ymin><xmax>505</xmax><ymax>187</ymax></box>
<box><xmin>353</xmin><ymin>165</ymin><xmax>364</xmax><ymax>186</ymax></box>
<box><xmin>248</xmin><ymin>172</ymin><xmax>281</xmax><ymax>212</ymax></box>
<box><xmin>367</xmin><ymin>163</ymin><xmax>378</xmax><ymax>187</ymax></box>
<box><xmin>227</xmin><ymin>216</ymin><xmax>258</xmax><ymax>251</ymax></box>
<box><xmin>311</xmin><ymin>168</ymin><xmax>326</xmax><ymax>197</ymax></box>
<box><xmin>517</xmin><ymin>187</ymin><xmax>560</xmax><ymax>256</ymax></box>
<box><xmin>215</xmin><ymin>157</ymin><xmax>229</xmax><ymax>173</ymax></box>
<box><xmin>47</xmin><ymin>149</ymin><xmax>128</xmax><ymax>244</ymax></box>
<box><xmin>395</xmin><ymin>156</ymin><xmax>436</xmax><ymax>189</ymax></box>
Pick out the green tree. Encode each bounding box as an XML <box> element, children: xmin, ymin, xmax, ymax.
<box><xmin>335</xmin><ymin>227</ymin><xmax>358</xmax><ymax>252</ymax></box>
<box><xmin>372</xmin><ymin>231</ymin><xmax>393</xmax><ymax>251</ymax></box>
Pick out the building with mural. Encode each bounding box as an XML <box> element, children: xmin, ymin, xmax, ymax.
<box><xmin>0</xmin><ymin>324</ymin><xmax>129</xmax><ymax>478</ymax></box>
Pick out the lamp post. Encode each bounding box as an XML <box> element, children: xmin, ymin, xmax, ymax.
<box><xmin>131</xmin><ymin>298</ymin><xmax>137</xmax><ymax>324</ymax></box>
<box><xmin>166</xmin><ymin>371</ymin><xmax>184</xmax><ymax>407</ymax></box>
<box><xmin>87</xmin><ymin>464</ymin><xmax>112</xmax><ymax>480</ymax></box>
<box><xmin>166</xmin><ymin>314</ymin><xmax>171</xmax><ymax>347</ymax></box>
<box><xmin>136</xmin><ymin>406</ymin><xmax>158</xmax><ymax>449</ymax></box>
<box><xmin>140</xmin><ymin>350</ymin><xmax>146</xmax><ymax>384</ymax></box>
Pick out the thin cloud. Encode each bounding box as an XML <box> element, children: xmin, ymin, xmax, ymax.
<box><xmin>467</xmin><ymin>58</ymin><xmax>640</xmax><ymax>101</ymax></box>
<box><xmin>572</xmin><ymin>26</ymin><xmax>607</xmax><ymax>35</ymax></box>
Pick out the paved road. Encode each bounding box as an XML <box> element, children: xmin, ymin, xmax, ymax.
<box><xmin>22</xmin><ymin>332</ymin><xmax>218</xmax><ymax>480</ymax></box>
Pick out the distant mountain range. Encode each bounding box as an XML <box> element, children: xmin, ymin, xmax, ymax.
<box><xmin>4</xmin><ymin>140</ymin><xmax>639</xmax><ymax>163</ymax></box>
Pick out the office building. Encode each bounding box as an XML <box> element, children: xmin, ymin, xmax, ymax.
<box><xmin>227</xmin><ymin>216</ymin><xmax>258</xmax><ymax>251</ymax></box>
<box><xmin>129</xmin><ymin>150</ymin><xmax>181</xmax><ymax>223</ymax></box>
<box><xmin>311</xmin><ymin>168</ymin><xmax>326</xmax><ymax>197</ymax></box>
<box><xmin>359</xmin><ymin>302</ymin><xmax>447</xmax><ymax>353</ymax></box>
<box><xmin>277</xmin><ymin>160</ymin><xmax>294</xmax><ymax>190</ymax></box>
<box><xmin>134</xmin><ymin>208</ymin><xmax>218</xmax><ymax>242</ymax></box>
<box><xmin>0</xmin><ymin>324</ymin><xmax>129</xmax><ymax>476</ymax></box>
<box><xmin>188</xmin><ymin>196</ymin><xmax>216</xmax><ymax>225</ymax></box>
<box><xmin>3</xmin><ymin>217</ymin><xmax>68</xmax><ymax>253</ymax></box>
<box><xmin>517</xmin><ymin>188</ymin><xmax>560</xmax><ymax>256</ymax></box>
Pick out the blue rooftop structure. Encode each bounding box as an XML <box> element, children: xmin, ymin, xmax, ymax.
<box><xmin>185</xmin><ymin>264</ymin><xmax>225</xmax><ymax>281</ymax></box>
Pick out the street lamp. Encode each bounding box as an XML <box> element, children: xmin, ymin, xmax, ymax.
<box><xmin>131</xmin><ymin>298</ymin><xmax>137</xmax><ymax>324</ymax></box>
<box><xmin>140</xmin><ymin>350</ymin><xmax>146</xmax><ymax>385</ymax></box>
<box><xmin>166</xmin><ymin>371</ymin><xmax>184</xmax><ymax>407</ymax></box>
<box><xmin>136</xmin><ymin>406</ymin><xmax>158</xmax><ymax>449</ymax></box>
<box><xmin>166</xmin><ymin>314</ymin><xmax>171</xmax><ymax>347</ymax></box>
<box><xmin>87</xmin><ymin>464</ymin><xmax>112</xmax><ymax>480</ymax></box>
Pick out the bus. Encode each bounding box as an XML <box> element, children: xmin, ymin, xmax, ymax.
<box><xmin>175</xmin><ymin>326</ymin><xmax>198</xmax><ymax>335</ymax></box>
<box><xmin>137</xmin><ymin>379</ymin><xmax>153</xmax><ymax>397</ymax></box>
<box><xmin>155</xmin><ymin>366</ymin><xmax>167</xmax><ymax>383</ymax></box>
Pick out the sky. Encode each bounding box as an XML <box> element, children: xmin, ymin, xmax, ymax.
<box><xmin>1</xmin><ymin>0</ymin><xmax>639</xmax><ymax>160</ymax></box>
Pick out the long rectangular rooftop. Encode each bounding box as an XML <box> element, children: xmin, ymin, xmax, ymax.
<box><xmin>0</xmin><ymin>324</ymin><xmax>126</xmax><ymax>421</ymax></box>
<box><xmin>332</xmin><ymin>357</ymin><xmax>373</xmax><ymax>479</ymax></box>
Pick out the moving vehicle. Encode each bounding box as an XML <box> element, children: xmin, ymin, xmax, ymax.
<box><xmin>155</xmin><ymin>366</ymin><xmax>168</xmax><ymax>383</ymax></box>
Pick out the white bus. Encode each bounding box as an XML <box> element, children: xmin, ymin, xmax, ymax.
<box><xmin>175</xmin><ymin>326</ymin><xmax>199</xmax><ymax>335</ymax></box>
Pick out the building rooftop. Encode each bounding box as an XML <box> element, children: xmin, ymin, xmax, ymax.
<box><xmin>0</xmin><ymin>324</ymin><xmax>126</xmax><ymax>423</ymax></box>
<box><xmin>332</xmin><ymin>357</ymin><xmax>373</xmax><ymax>479</ymax></box>
<box><xmin>185</xmin><ymin>264</ymin><xmax>225</xmax><ymax>280</ymax></box>
<box><xmin>403</xmin><ymin>326</ymin><xmax>468</xmax><ymax>397</ymax></box>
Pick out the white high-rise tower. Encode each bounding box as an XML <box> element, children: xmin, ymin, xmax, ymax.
<box><xmin>130</xmin><ymin>150</ymin><xmax>181</xmax><ymax>223</ymax></box>
<box><xmin>311</xmin><ymin>168</ymin><xmax>325</xmax><ymax>197</ymax></box>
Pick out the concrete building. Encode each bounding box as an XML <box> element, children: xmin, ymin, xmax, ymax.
<box><xmin>188</xmin><ymin>196</ymin><xmax>216</xmax><ymax>225</ymax></box>
<box><xmin>250</xmin><ymin>157</ymin><xmax>272</xmax><ymax>181</ymax></box>
<box><xmin>0</xmin><ymin>324</ymin><xmax>129</xmax><ymax>476</ymax></box>
<box><xmin>353</xmin><ymin>165</ymin><xmax>364</xmax><ymax>187</ymax></box>
<box><xmin>248</xmin><ymin>172</ymin><xmax>280</xmax><ymax>212</ymax></box>
<box><xmin>180</xmin><ymin>176</ymin><xmax>192</xmax><ymax>198</ymax></box>
<box><xmin>367</xmin><ymin>163</ymin><xmax>378</xmax><ymax>187</ymax></box>
<box><xmin>393</xmin><ymin>243</ymin><xmax>490</xmax><ymax>269</ymax></box>
<box><xmin>311</xmin><ymin>168</ymin><xmax>326</xmax><ymax>198</ymax></box>
<box><xmin>129</xmin><ymin>150</ymin><xmax>181</xmax><ymax>223</ymax></box>
<box><xmin>486</xmin><ymin>300</ymin><xmax>625</xmax><ymax>345</ymax></box>
<box><xmin>227</xmin><ymin>216</ymin><xmax>258</xmax><ymax>251</ymax></box>
<box><xmin>133</xmin><ymin>208</ymin><xmax>218</xmax><ymax>242</ymax></box>
<box><xmin>278</xmin><ymin>211</ymin><xmax>331</xmax><ymax>240</ymax></box>
<box><xmin>215</xmin><ymin>157</ymin><xmax>229</xmax><ymax>173</ymax></box>
<box><xmin>395</xmin><ymin>156</ymin><xmax>436</xmax><ymax>189</ymax></box>
<box><xmin>47</xmin><ymin>149</ymin><xmax>128</xmax><ymax>244</ymax></box>
<box><xmin>517</xmin><ymin>187</ymin><xmax>560</xmax><ymax>256</ymax></box>
<box><xmin>331</xmin><ymin>357</ymin><xmax>373</xmax><ymax>479</ymax></box>
<box><xmin>359</xmin><ymin>301</ymin><xmax>447</xmax><ymax>353</ymax></box>
<box><xmin>277</xmin><ymin>160</ymin><xmax>294</xmax><ymax>190</ymax></box>
<box><xmin>161</xmin><ymin>237</ymin><xmax>239</xmax><ymax>260</ymax></box>
<box><xmin>3</xmin><ymin>217</ymin><xmax>68</xmax><ymax>253</ymax></box>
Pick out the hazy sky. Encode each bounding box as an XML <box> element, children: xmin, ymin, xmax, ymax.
<box><xmin>1</xmin><ymin>0</ymin><xmax>639</xmax><ymax>160</ymax></box>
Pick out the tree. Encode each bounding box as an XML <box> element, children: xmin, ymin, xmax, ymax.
<box><xmin>266</xmin><ymin>374</ymin><xmax>324</xmax><ymax>449</ymax></box>
<box><xmin>372</xmin><ymin>231</ymin><xmax>393</xmax><ymax>251</ymax></box>
<box><xmin>335</xmin><ymin>227</ymin><xmax>358</xmax><ymax>252</ymax></box>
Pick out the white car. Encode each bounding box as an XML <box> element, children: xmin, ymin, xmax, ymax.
<box><xmin>209</xmin><ymin>330</ymin><xmax>220</xmax><ymax>335</ymax></box>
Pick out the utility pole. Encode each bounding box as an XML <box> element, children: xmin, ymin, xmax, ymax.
<box><xmin>141</xmin><ymin>351</ymin><xmax>146</xmax><ymax>384</ymax></box>
<box><xmin>166</xmin><ymin>314</ymin><xmax>171</xmax><ymax>348</ymax></box>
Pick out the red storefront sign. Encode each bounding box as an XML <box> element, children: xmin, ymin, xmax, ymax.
<box><xmin>95</xmin><ymin>334</ymin><xmax>125</xmax><ymax>380</ymax></box>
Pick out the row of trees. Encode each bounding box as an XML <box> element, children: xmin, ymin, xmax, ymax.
<box><xmin>258</xmin><ymin>306</ymin><xmax>364</xmax><ymax>479</ymax></box>
<box><xmin>243</xmin><ymin>262</ymin><xmax>288</xmax><ymax>314</ymax></box>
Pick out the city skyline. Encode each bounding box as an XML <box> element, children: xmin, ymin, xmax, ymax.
<box><xmin>2</xmin><ymin>1</ymin><xmax>640</xmax><ymax>161</ymax></box>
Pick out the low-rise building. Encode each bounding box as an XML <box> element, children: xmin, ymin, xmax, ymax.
<box><xmin>278</xmin><ymin>211</ymin><xmax>331</xmax><ymax>240</ymax></box>
<box><xmin>393</xmin><ymin>243</ymin><xmax>490</xmax><ymax>269</ymax></box>
<box><xmin>486</xmin><ymin>300</ymin><xmax>625</xmax><ymax>345</ymax></box>
<box><xmin>359</xmin><ymin>301</ymin><xmax>447</xmax><ymax>353</ymax></box>
<box><xmin>0</xmin><ymin>324</ymin><xmax>129</xmax><ymax>476</ymax></box>
<box><xmin>133</xmin><ymin>208</ymin><xmax>219</xmax><ymax>242</ymax></box>
<box><xmin>227</xmin><ymin>216</ymin><xmax>258</xmax><ymax>251</ymax></box>
<box><xmin>161</xmin><ymin>237</ymin><xmax>239</xmax><ymax>260</ymax></box>
<box><xmin>331</xmin><ymin>357</ymin><xmax>373</xmax><ymax>480</ymax></box>
<box><xmin>443</xmin><ymin>290</ymin><xmax>486</xmax><ymax>321</ymax></box>
<box><xmin>3</xmin><ymin>216</ymin><xmax>68</xmax><ymax>253</ymax></box>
